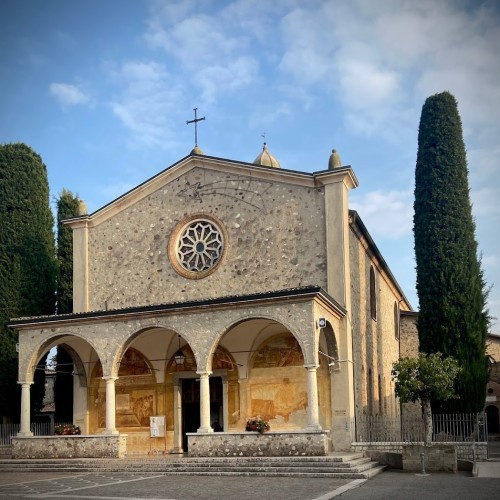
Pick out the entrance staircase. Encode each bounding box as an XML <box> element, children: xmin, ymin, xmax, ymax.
<box><xmin>0</xmin><ymin>452</ymin><xmax>384</xmax><ymax>479</ymax></box>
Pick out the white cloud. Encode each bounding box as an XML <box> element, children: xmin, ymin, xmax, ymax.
<box><xmin>351</xmin><ymin>190</ymin><xmax>413</xmax><ymax>239</ymax></box>
<box><xmin>471</xmin><ymin>188</ymin><xmax>500</xmax><ymax>217</ymax></box>
<box><xmin>49</xmin><ymin>83</ymin><xmax>91</xmax><ymax>108</ymax></box>
<box><xmin>144</xmin><ymin>4</ymin><xmax>259</xmax><ymax>104</ymax></box>
<box><xmin>106</xmin><ymin>60</ymin><xmax>184</xmax><ymax>149</ymax></box>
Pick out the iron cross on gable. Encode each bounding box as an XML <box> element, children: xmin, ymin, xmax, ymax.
<box><xmin>186</xmin><ymin>108</ymin><xmax>205</xmax><ymax>147</ymax></box>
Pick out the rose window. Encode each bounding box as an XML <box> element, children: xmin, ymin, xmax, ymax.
<box><xmin>176</xmin><ymin>219</ymin><xmax>224</xmax><ymax>273</ymax></box>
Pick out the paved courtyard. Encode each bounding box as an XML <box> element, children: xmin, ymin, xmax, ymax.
<box><xmin>0</xmin><ymin>468</ymin><xmax>500</xmax><ymax>500</ymax></box>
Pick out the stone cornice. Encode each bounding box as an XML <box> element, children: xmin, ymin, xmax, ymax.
<box><xmin>8</xmin><ymin>286</ymin><xmax>346</xmax><ymax>330</ymax></box>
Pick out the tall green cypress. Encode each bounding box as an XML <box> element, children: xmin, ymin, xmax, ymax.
<box><xmin>0</xmin><ymin>143</ymin><xmax>56</xmax><ymax>420</ymax></box>
<box><xmin>414</xmin><ymin>92</ymin><xmax>489</xmax><ymax>413</ymax></box>
<box><xmin>56</xmin><ymin>189</ymin><xmax>81</xmax><ymax>314</ymax></box>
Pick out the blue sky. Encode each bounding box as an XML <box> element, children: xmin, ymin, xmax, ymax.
<box><xmin>1</xmin><ymin>0</ymin><xmax>499</xmax><ymax>332</ymax></box>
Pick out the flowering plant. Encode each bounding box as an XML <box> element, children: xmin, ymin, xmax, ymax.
<box><xmin>54</xmin><ymin>424</ymin><xmax>81</xmax><ymax>435</ymax></box>
<box><xmin>245</xmin><ymin>416</ymin><xmax>270</xmax><ymax>433</ymax></box>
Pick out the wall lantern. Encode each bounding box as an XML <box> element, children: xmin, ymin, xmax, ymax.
<box><xmin>174</xmin><ymin>335</ymin><xmax>185</xmax><ymax>366</ymax></box>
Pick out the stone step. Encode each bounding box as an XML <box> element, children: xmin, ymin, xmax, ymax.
<box><xmin>0</xmin><ymin>455</ymin><xmax>385</xmax><ymax>479</ymax></box>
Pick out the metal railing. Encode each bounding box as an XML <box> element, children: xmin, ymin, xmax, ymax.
<box><xmin>355</xmin><ymin>413</ymin><xmax>487</xmax><ymax>443</ymax></box>
<box><xmin>0</xmin><ymin>422</ymin><xmax>72</xmax><ymax>445</ymax></box>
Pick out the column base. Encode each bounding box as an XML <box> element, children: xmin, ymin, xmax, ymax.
<box><xmin>102</xmin><ymin>429</ymin><xmax>120</xmax><ymax>436</ymax></box>
<box><xmin>197</xmin><ymin>427</ymin><xmax>214</xmax><ymax>433</ymax></box>
<box><xmin>17</xmin><ymin>431</ymin><xmax>34</xmax><ymax>437</ymax></box>
<box><xmin>305</xmin><ymin>424</ymin><xmax>322</xmax><ymax>431</ymax></box>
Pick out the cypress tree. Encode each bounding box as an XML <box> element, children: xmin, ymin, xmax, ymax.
<box><xmin>414</xmin><ymin>91</ymin><xmax>489</xmax><ymax>413</ymax></box>
<box><xmin>0</xmin><ymin>143</ymin><xmax>56</xmax><ymax>420</ymax></box>
<box><xmin>56</xmin><ymin>189</ymin><xmax>81</xmax><ymax>314</ymax></box>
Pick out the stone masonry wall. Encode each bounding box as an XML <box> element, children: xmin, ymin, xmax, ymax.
<box><xmin>88</xmin><ymin>166</ymin><xmax>327</xmax><ymax>311</ymax></box>
<box><xmin>349</xmin><ymin>223</ymin><xmax>408</xmax><ymax>419</ymax></box>
<box><xmin>187</xmin><ymin>431</ymin><xmax>329</xmax><ymax>457</ymax></box>
<box><xmin>12</xmin><ymin>435</ymin><xmax>127</xmax><ymax>459</ymax></box>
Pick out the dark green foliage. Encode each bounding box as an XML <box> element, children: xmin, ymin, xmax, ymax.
<box><xmin>0</xmin><ymin>143</ymin><xmax>56</xmax><ymax>420</ymax></box>
<box><xmin>31</xmin><ymin>353</ymin><xmax>48</xmax><ymax>416</ymax></box>
<box><xmin>56</xmin><ymin>190</ymin><xmax>80</xmax><ymax>314</ymax></box>
<box><xmin>414</xmin><ymin>92</ymin><xmax>489</xmax><ymax>412</ymax></box>
<box><xmin>54</xmin><ymin>347</ymin><xmax>73</xmax><ymax>422</ymax></box>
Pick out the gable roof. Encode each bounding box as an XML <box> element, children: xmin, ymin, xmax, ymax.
<box><xmin>64</xmin><ymin>152</ymin><xmax>358</xmax><ymax>228</ymax></box>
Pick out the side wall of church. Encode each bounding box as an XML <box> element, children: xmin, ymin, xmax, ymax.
<box><xmin>86</xmin><ymin>167</ymin><xmax>328</xmax><ymax>311</ymax></box>
<box><xmin>349</xmin><ymin>224</ymin><xmax>406</xmax><ymax>418</ymax></box>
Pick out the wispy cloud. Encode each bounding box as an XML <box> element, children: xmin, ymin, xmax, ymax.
<box><xmin>49</xmin><ymin>83</ymin><xmax>91</xmax><ymax>108</ymax></box>
<box><xmin>106</xmin><ymin>60</ymin><xmax>184</xmax><ymax>149</ymax></box>
<box><xmin>144</xmin><ymin>3</ymin><xmax>259</xmax><ymax>105</ymax></box>
<box><xmin>351</xmin><ymin>190</ymin><xmax>413</xmax><ymax>239</ymax></box>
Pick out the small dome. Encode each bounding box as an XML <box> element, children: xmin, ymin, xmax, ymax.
<box><xmin>77</xmin><ymin>200</ymin><xmax>88</xmax><ymax>216</ymax></box>
<box><xmin>190</xmin><ymin>146</ymin><xmax>204</xmax><ymax>155</ymax></box>
<box><xmin>328</xmin><ymin>149</ymin><xmax>342</xmax><ymax>170</ymax></box>
<box><xmin>253</xmin><ymin>143</ymin><xmax>280</xmax><ymax>168</ymax></box>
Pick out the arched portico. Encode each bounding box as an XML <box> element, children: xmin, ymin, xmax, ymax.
<box><xmin>10</xmin><ymin>286</ymin><xmax>349</xmax><ymax>456</ymax></box>
<box><xmin>17</xmin><ymin>333</ymin><xmax>102</xmax><ymax>437</ymax></box>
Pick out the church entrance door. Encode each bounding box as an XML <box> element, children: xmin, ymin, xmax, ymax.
<box><xmin>181</xmin><ymin>376</ymin><xmax>223</xmax><ymax>451</ymax></box>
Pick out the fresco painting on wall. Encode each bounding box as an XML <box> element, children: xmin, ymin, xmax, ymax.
<box><xmin>250</xmin><ymin>334</ymin><xmax>308</xmax><ymax>427</ymax></box>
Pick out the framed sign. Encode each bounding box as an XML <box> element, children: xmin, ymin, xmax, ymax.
<box><xmin>150</xmin><ymin>416</ymin><xmax>165</xmax><ymax>437</ymax></box>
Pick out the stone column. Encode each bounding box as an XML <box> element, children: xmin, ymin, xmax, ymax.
<box><xmin>18</xmin><ymin>382</ymin><xmax>33</xmax><ymax>436</ymax></box>
<box><xmin>222</xmin><ymin>375</ymin><xmax>229</xmax><ymax>432</ymax></box>
<box><xmin>173</xmin><ymin>380</ymin><xmax>183</xmax><ymax>452</ymax></box>
<box><xmin>103</xmin><ymin>376</ymin><xmax>119</xmax><ymax>435</ymax></box>
<box><xmin>197</xmin><ymin>371</ymin><xmax>213</xmax><ymax>433</ymax></box>
<box><xmin>305</xmin><ymin>365</ymin><xmax>322</xmax><ymax>431</ymax></box>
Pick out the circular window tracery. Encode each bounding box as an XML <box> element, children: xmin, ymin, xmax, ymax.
<box><xmin>177</xmin><ymin>219</ymin><xmax>223</xmax><ymax>272</ymax></box>
<box><xmin>169</xmin><ymin>215</ymin><xmax>226</xmax><ymax>279</ymax></box>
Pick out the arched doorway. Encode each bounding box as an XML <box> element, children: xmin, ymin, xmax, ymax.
<box><xmin>486</xmin><ymin>405</ymin><xmax>500</xmax><ymax>434</ymax></box>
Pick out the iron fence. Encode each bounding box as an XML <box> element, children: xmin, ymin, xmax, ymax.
<box><xmin>355</xmin><ymin>412</ymin><xmax>487</xmax><ymax>443</ymax></box>
<box><xmin>0</xmin><ymin>422</ymin><xmax>72</xmax><ymax>445</ymax></box>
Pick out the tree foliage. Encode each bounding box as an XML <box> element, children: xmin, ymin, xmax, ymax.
<box><xmin>392</xmin><ymin>353</ymin><xmax>460</xmax><ymax>444</ymax></box>
<box><xmin>413</xmin><ymin>91</ymin><xmax>490</xmax><ymax>413</ymax></box>
<box><xmin>54</xmin><ymin>347</ymin><xmax>73</xmax><ymax>422</ymax></box>
<box><xmin>0</xmin><ymin>143</ymin><xmax>56</xmax><ymax>420</ymax></box>
<box><xmin>56</xmin><ymin>189</ymin><xmax>80</xmax><ymax>314</ymax></box>
<box><xmin>392</xmin><ymin>353</ymin><xmax>460</xmax><ymax>405</ymax></box>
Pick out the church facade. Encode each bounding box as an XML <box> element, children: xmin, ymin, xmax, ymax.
<box><xmin>11</xmin><ymin>145</ymin><xmax>411</xmax><ymax>455</ymax></box>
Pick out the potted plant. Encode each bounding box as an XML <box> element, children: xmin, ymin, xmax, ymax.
<box><xmin>245</xmin><ymin>417</ymin><xmax>270</xmax><ymax>434</ymax></box>
<box><xmin>54</xmin><ymin>424</ymin><xmax>81</xmax><ymax>435</ymax></box>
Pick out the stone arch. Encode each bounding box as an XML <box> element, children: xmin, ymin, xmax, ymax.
<box><xmin>208</xmin><ymin>314</ymin><xmax>309</xmax><ymax>373</ymax></box>
<box><xmin>110</xmin><ymin>324</ymin><xmax>195</xmax><ymax>379</ymax></box>
<box><xmin>318</xmin><ymin>321</ymin><xmax>339</xmax><ymax>367</ymax></box>
<box><xmin>21</xmin><ymin>332</ymin><xmax>102</xmax><ymax>383</ymax></box>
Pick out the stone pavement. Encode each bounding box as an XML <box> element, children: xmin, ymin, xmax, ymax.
<box><xmin>1</xmin><ymin>442</ymin><xmax>499</xmax><ymax>499</ymax></box>
<box><xmin>0</xmin><ymin>462</ymin><xmax>499</xmax><ymax>500</ymax></box>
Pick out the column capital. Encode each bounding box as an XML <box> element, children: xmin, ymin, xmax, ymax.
<box><xmin>196</xmin><ymin>370</ymin><xmax>212</xmax><ymax>377</ymax></box>
<box><xmin>18</xmin><ymin>380</ymin><xmax>33</xmax><ymax>387</ymax></box>
<box><xmin>103</xmin><ymin>376</ymin><xmax>118</xmax><ymax>382</ymax></box>
<box><xmin>304</xmin><ymin>364</ymin><xmax>319</xmax><ymax>370</ymax></box>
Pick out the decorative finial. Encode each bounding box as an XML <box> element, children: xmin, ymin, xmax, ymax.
<box><xmin>328</xmin><ymin>148</ymin><xmax>342</xmax><ymax>170</ymax></box>
<box><xmin>77</xmin><ymin>200</ymin><xmax>88</xmax><ymax>216</ymax></box>
<box><xmin>186</xmin><ymin>108</ymin><xmax>206</xmax><ymax>153</ymax></box>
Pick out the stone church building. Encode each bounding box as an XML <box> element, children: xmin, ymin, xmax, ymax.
<box><xmin>10</xmin><ymin>144</ymin><xmax>412</xmax><ymax>456</ymax></box>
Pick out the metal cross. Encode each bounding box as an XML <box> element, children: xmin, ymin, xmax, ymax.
<box><xmin>186</xmin><ymin>108</ymin><xmax>206</xmax><ymax>147</ymax></box>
